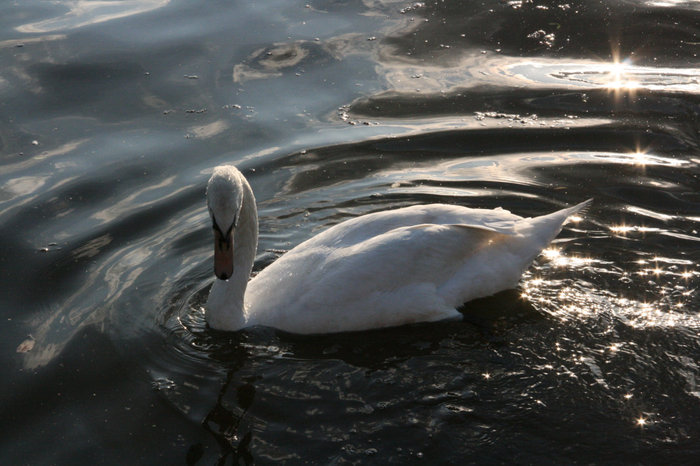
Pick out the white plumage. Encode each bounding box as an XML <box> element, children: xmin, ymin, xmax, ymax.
<box><xmin>205</xmin><ymin>164</ymin><xmax>590</xmax><ymax>334</ymax></box>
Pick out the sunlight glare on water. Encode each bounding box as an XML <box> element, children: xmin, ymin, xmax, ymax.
<box><xmin>523</xmin><ymin>243</ymin><xmax>700</xmax><ymax>330</ymax></box>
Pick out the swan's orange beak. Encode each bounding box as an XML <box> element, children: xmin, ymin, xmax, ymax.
<box><xmin>214</xmin><ymin>228</ymin><xmax>234</xmax><ymax>280</ymax></box>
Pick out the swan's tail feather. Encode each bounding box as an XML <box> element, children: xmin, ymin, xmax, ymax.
<box><xmin>516</xmin><ymin>198</ymin><xmax>592</xmax><ymax>257</ymax></box>
<box><xmin>561</xmin><ymin>198</ymin><xmax>593</xmax><ymax>218</ymax></box>
<box><xmin>530</xmin><ymin>198</ymin><xmax>592</xmax><ymax>227</ymax></box>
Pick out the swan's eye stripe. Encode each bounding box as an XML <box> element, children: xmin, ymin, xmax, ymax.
<box><xmin>212</xmin><ymin>219</ymin><xmax>222</xmax><ymax>235</ymax></box>
<box><xmin>212</xmin><ymin>218</ymin><xmax>234</xmax><ymax>240</ymax></box>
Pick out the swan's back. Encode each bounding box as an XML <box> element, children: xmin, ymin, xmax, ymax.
<box><xmin>301</xmin><ymin>204</ymin><xmax>522</xmax><ymax>247</ymax></box>
<box><xmin>243</xmin><ymin>201</ymin><xmax>588</xmax><ymax>334</ymax></box>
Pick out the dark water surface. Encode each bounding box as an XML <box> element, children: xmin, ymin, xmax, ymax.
<box><xmin>2</xmin><ymin>0</ymin><xmax>700</xmax><ymax>463</ymax></box>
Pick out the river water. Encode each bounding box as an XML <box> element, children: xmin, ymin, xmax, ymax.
<box><xmin>1</xmin><ymin>0</ymin><xmax>699</xmax><ymax>463</ymax></box>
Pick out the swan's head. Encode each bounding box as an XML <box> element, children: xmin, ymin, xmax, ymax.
<box><xmin>206</xmin><ymin>166</ymin><xmax>245</xmax><ymax>280</ymax></box>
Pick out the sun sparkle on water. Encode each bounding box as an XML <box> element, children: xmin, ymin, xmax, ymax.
<box><xmin>610</xmin><ymin>224</ymin><xmax>634</xmax><ymax>234</ymax></box>
<box><xmin>541</xmin><ymin>248</ymin><xmax>595</xmax><ymax>268</ymax></box>
<box><xmin>602</xmin><ymin>53</ymin><xmax>642</xmax><ymax>100</ymax></box>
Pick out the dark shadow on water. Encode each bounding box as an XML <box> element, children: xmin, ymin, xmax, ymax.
<box><xmin>228</xmin><ymin>288</ymin><xmax>541</xmax><ymax>371</ymax></box>
<box><xmin>459</xmin><ymin>289</ymin><xmax>543</xmax><ymax>338</ymax></box>
<box><xmin>271</xmin><ymin>320</ymin><xmax>474</xmax><ymax>371</ymax></box>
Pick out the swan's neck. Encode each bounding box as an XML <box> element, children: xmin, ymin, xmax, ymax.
<box><xmin>206</xmin><ymin>179</ymin><xmax>258</xmax><ymax>331</ymax></box>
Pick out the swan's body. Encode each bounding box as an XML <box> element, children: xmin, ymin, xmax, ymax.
<box><xmin>206</xmin><ymin>165</ymin><xmax>590</xmax><ymax>334</ymax></box>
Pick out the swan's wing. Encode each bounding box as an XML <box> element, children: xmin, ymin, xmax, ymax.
<box><xmin>312</xmin><ymin>223</ymin><xmax>521</xmax><ymax>304</ymax></box>
<box><xmin>246</xmin><ymin>223</ymin><xmax>524</xmax><ymax>332</ymax></box>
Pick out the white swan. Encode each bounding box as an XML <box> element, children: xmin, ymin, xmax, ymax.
<box><xmin>205</xmin><ymin>164</ymin><xmax>590</xmax><ymax>334</ymax></box>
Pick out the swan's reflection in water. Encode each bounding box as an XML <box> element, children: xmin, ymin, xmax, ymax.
<box><xmin>197</xmin><ymin>371</ymin><xmax>255</xmax><ymax>465</ymax></box>
<box><xmin>174</xmin><ymin>305</ymin><xmax>257</xmax><ymax>464</ymax></box>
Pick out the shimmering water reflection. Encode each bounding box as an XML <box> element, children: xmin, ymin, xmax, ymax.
<box><xmin>523</xmin><ymin>250</ymin><xmax>700</xmax><ymax>330</ymax></box>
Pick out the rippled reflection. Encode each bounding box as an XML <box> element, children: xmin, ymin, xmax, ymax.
<box><xmin>514</xmin><ymin>59</ymin><xmax>700</xmax><ymax>93</ymax></box>
<box><xmin>16</xmin><ymin>0</ymin><xmax>170</xmax><ymax>33</ymax></box>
